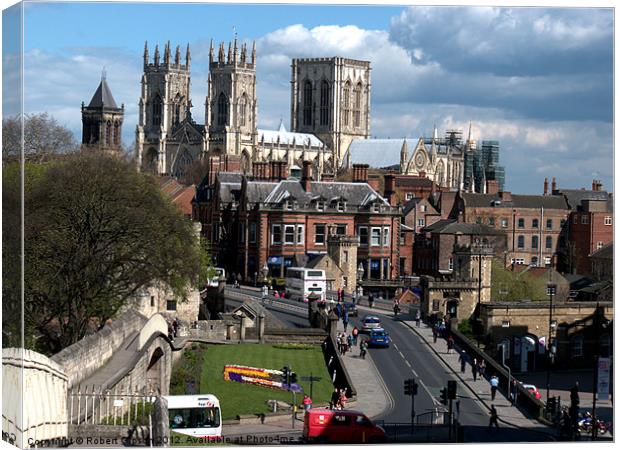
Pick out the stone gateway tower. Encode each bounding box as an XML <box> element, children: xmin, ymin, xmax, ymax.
<box><xmin>136</xmin><ymin>41</ymin><xmax>206</xmax><ymax>177</ymax></box>
<box><xmin>206</xmin><ymin>39</ymin><xmax>258</xmax><ymax>173</ymax></box>
<box><xmin>81</xmin><ymin>72</ymin><xmax>124</xmax><ymax>155</ymax></box>
<box><xmin>290</xmin><ymin>57</ymin><xmax>371</xmax><ymax>166</ymax></box>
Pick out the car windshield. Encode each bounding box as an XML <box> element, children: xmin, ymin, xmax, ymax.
<box><xmin>364</xmin><ymin>318</ymin><xmax>380</xmax><ymax>324</ymax></box>
<box><xmin>371</xmin><ymin>330</ymin><xmax>387</xmax><ymax>337</ymax></box>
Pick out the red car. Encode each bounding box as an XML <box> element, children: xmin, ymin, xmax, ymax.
<box><xmin>522</xmin><ymin>384</ymin><xmax>542</xmax><ymax>400</ymax></box>
<box><xmin>303</xmin><ymin>408</ymin><xmax>386</xmax><ymax>444</ymax></box>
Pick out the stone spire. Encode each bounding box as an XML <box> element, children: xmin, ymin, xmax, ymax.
<box><xmin>218</xmin><ymin>42</ymin><xmax>225</xmax><ymax>63</ymax></box>
<box><xmin>240</xmin><ymin>43</ymin><xmax>246</xmax><ymax>63</ymax></box>
<box><xmin>432</xmin><ymin>122</ymin><xmax>438</xmax><ymax>142</ymax></box>
<box><xmin>400</xmin><ymin>138</ymin><xmax>408</xmax><ymax>172</ymax></box>
<box><xmin>143</xmin><ymin>41</ymin><xmax>149</xmax><ymax>68</ymax></box>
<box><xmin>252</xmin><ymin>40</ymin><xmax>257</xmax><ymax>65</ymax></box>
<box><xmin>209</xmin><ymin>39</ymin><xmax>214</xmax><ymax>64</ymax></box>
<box><xmin>185</xmin><ymin>43</ymin><xmax>191</xmax><ymax>68</ymax></box>
<box><xmin>227</xmin><ymin>42</ymin><xmax>232</xmax><ymax>64</ymax></box>
<box><xmin>175</xmin><ymin>45</ymin><xmax>181</xmax><ymax>66</ymax></box>
<box><xmin>154</xmin><ymin>44</ymin><xmax>160</xmax><ymax>66</ymax></box>
<box><xmin>233</xmin><ymin>37</ymin><xmax>238</xmax><ymax>64</ymax></box>
<box><xmin>164</xmin><ymin>41</ymin><xmax>170</xmax><ymax>66</ymax></box>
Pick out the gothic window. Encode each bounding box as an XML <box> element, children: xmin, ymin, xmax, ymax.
<box><xmin>343</xmin><ymin>81</ymin><xmax>351</xmax><ymax>127</ymax></box>
<box><xmin>173</xmin><ymin>149</ymin><xmax>193</xmax><ymax>179</ymax></box>
<box><xmin>152</xmin><ymin>96</ymin><xmax>162</xmax><ymax>127</ymax></box>
<box><xmin>113</xmin><ymin>122</ymin><xmax>120</xmax><ymax>145</ymax></box>
<box><xmin>217</xmin><ymin>93</ymin><xmax>229</xmax><ymax>126</ymax></box>
<box><xmin>105</xmin><ymin>122</ymin><xmax>112</xmax><ymax>146</ymax></box>
<box><xmin>353</xmin><ymin>82</ymin><xmax>362</xmax><ymax>128</ymax></box>
<box><xmin>239</xmin><ymin>94</ymin><xmax>247</xmax><ymax>127</ymax></box>
<box><xmin>320</xmin><ymin>80</ymin><xmax>329</xmax><ymax>126</ymax></box>
<box><xmin>303</xmin><ymin>80</ymin><xmax>313</xmax><ymax>126</ymax></box>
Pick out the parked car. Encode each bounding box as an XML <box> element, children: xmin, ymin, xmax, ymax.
<box><xmin>361</xmin><ymin>315</ymin><xmax>382</xmax><ymax>333</ymax></box>
<box><xmin>343</xmin><ymin>302</ymin><xmax>358</xmax><ymax>317</ymax></box>
<box><xmin>522</xmin><ymin>384</ymin><xmax>542</xmax><ymax>400</ymax></box>
<box><xmin>367</xmin><ymin>328</ymin><xmax>391</xmax><ymax>348</ymax></box>
<box><xmin>303</xmin><ymin>408</ymin><xmax>386</xmax><ymax>444</ymax></box>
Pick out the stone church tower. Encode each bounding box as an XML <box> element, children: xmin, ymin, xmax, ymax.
<box><xmin>206</xmin><ymin>39</ymin><xmax>258</xmax><ymax>173</ymax></box>
<box><xmin>81</xmin><ymin>71</ymin><xmax>124</xmax><ymax>155</ymax></box>
<box><xmin>290</xmin><ymin>57</ymin><xmax>371</xmax><ymax>167</ymax></box>
<box><xmin>136</xmin><ymin>41</ymin><xmax>205</xmax><ymax>176</ymax></box>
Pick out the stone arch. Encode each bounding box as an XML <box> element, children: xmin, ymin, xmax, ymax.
<box><xmin>319</xmin><ymin>79</ymin><xmax>330</xmax><ymax>126</ymax></box>
<box><xmin>146</xmin><ymin>346</ymin><xmax>165</xmax><ymax>394</ymax></box>
<box><xmin>143</xmin><ymin>147</ymin><xmax>158</xmax><ymax>173</ymax></box>
<box><xmin>302</xmin><ymin>79</ymin><xmax>313</xmax><ymax>126</ymax></box>
<box><xmin>217</xmin><ymin>92</ymin><xmax>229</xmax><ymax>126</ymax></box>
<box><xmin>342</xmin><ymin>79</ymin><xmax>352</xmax><ymax>127</ymax></box>
<box><xmin>239</xmin><ymin>92</ymin><xmax>248</xmax><ymax>127</ymax></box>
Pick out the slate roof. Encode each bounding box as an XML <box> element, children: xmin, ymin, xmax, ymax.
<box><xmin>88</xmin><ymin>78</ymin><xmax>119</xmax><ymax>109</ymax></box>
<box><xmin>421</xmin><ymin>219</ymin><xmax>504</xmax><ymax>235</ymax></box>
<box><xmin>395</xmin><ymin>176</ymin><xmax>434</xmax><ymax>188</ymax></box>
<box><xmin>259</xmin><ymin>180</ymin><xmax>390</xmax><ymax>207</ymax></box>
<box><xmin>461</xmin><ymin>193</ymin><xmax>569</xmax><ymax>210</ymax></box>
<box><xmin>590</xmin><ymin>242</ymin><xmax>613</xmax><ymax>259</ymax></box>
<box><xmin>557</xmin><ymin>189</ymin><xmax>610</xmax><ymax>210</ymax></box>
<box><xmin>246</xmin><ymin>181</ymin><xmax>279</xmax><ymax>204</ymax></box>
<box><xmin>257</xmin><ymin>122</ymin><xmax>324</xmax><ymax>147</ymax></box>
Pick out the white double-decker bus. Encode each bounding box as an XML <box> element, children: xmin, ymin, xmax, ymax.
<box><xmin>285</xmin><ymin>267</ymin><xmax>326</xmax><ymax>302</ymax></box>
<box><xmin>165</xmin><ymin>394</ymin><xmax>222</xmax><ymax>438</ymax></box>
<box><xmin>207</xmin><ymin>268</ymin><xmax>225</xmax><ymax>288</ymax></box>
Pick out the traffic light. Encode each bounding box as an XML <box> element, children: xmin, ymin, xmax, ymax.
<box><xmin>281</xmin><ymin>366</ymin><xmax>290</xmax><ymax>384</ymax></box>
<box><xmin>404</xmin><ymin>378</ymin><xmax>413</xmax><ymax>396</ymax></box>
<box><xmin>447</xmin><ymin>380</ymin><xmax>457</xmax><ymax>400</ymax></box>
<box><xmin>290</xmin><ymin>372</ymin><xmax>298</xmax><ymax>384</ymax></box>
<box><xmin>439</xmin><ymin>388</ymin><xmax>448</xmax><ymax>405</ymax></box>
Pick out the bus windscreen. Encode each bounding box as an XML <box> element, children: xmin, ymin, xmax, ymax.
<box><xmin>169</xmin><ymin>407</ymin><xmax>221</xmax><ymax>430</ymax></box>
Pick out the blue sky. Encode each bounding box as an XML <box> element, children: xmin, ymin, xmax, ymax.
<box><xmin>3</xmin><ymin>1</ymin><xmax>614</xmax><ymax>194</ymax></box>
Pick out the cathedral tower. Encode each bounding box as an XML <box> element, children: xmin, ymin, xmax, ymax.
<box><xmin>290</xmin><ymin>57</ymin><xmax>371</xmax><ymax>167</ymax></box>
<box><xmin>136</xmin><ymin>41</ymin><xmax>194</xmax><ymax>174</ymax></box>
<box><xmin>206</xmin><ymin>38</ymin><xmax>258</xmax><ymax>173</ymax></box>
<box><xmin>81</xmin><ymin>70</ymin><xmax>124</xmax><ymax>155</ymax></box>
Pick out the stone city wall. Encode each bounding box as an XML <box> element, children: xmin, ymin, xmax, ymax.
<box><xmin>51</xmin><ymin>310</ymin><xmax>148</xmax><ymax>389</ymax></box>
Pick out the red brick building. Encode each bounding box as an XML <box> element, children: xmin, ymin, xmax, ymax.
<box><xmin>384</xmin><ymin>173</ymin><xmax>437</xmax><ymax>205</ymax></box>
<box><xmin>195</xmin><ymin>162</ymin><xmax>404</xmax><ymax>285</ymax></box>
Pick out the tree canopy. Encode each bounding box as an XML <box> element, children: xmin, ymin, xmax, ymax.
<box><xmin>491</xmin><ymin>261</ymin><xmax>548</xmax><ymax>302</ymax></box>
<box><xmin>3</xmin><ymin>152</ymin><xmax>205</xmax><ymax>354</ymax></box>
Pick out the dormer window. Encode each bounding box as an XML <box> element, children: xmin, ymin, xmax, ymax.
<box><xmin>317</xmin><ymin>201</ymin><xmax>325</xmax><ymax>212</ymax></box>
<box><xmin>337</xmin><ymin>202</ymin><xmax>345</xmax><ymax>212</ymax></box>
<box><xmin>373</xmin><ymin>203</ymin><xmax>380</xmax><ymax>213</ymax></box>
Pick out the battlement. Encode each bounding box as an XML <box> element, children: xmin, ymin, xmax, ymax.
<box><xmin>292</xmin><ymin>56</ymin><xmax>370</xmax><ymax>68</ymax></box>
<box><xmin>209</xmin><ymin>38</ymin><xmax>256</xmax><ymax>68</ymax></box>
<box><xmin>143</xmin><ymin>40</ymin><xmax>190</xmax><ymax>71</ymax></box>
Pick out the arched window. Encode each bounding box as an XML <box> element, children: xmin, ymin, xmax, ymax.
<box><xmin>546</xmin><ymin>236</ymin><xmax>553</xmax><ymax>249</ymax></box>
<box><xmin>320</xmin><ymin>80</ymin><xmax>330</xmax><ymax>126</ymax></box>
<box><xmin>517</xmin><ymin>235</ymin><xmax>525</xmax><ymax>249</ymax></box>
<box><xmin>152</xmin><ymin>96</ymin><xmax>162</xmax><ymax>127</ymax></box>
<box><xmin>353</xmin><ymin>82</ymin><xmax>362</xmax><ymax>127</ymax></box>
<box><xmin>105</xmin><ymin>122</ymin><xmax>112</xmax><ymax>146</ymax></box>
<box><xmin>114</xmin><ymin>122</ymin><xmax>120</xmax><ymax>145</ymax></box>
<box><xmin>532</xmin><ymin>235</ymin><xmax>539</xmax><ymax>249</ymax></box>
<box><xmin>217</xmin><ymin>93</ymin><xmax>228</xmax><ymax>126</ymax></box>
<box><xmin>303</xmin><ymin>80</ymin><xmax>313</xmax><ymax>126</ymax></box>
<box><xmin>239</xmin><ymin>94</ymin><xmax>247</xmax><ymax>127</ymax></box>
<box><xmin>343</xmin><ymin>81</ymin><xmax>351</xmax><ymax>127</ymax></box>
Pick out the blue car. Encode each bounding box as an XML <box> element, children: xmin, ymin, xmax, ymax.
<box><xmin>367</xmin><ymin>328</ymin><xmax>391</xmax><ymax>348</ymax></box>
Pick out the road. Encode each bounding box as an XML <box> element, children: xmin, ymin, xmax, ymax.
<box><xmin>223</xmin><ymin>289</ymin><xmax>555</xmax><ymax>442</ymax></box>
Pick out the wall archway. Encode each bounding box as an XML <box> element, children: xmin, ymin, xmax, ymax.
<box><xmin>146</xmin><ymin>347</ymin><xmax>165</xmax><ymax>394</ymax></box>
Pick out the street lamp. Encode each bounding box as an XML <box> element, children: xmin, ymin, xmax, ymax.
<box><xmin>357</xmin><ymin>263</ymin><xmax>365</xmax><ymax>303</ymax></box>
<box><xmin>546</xmin><ymin>281</ymin><xmax>557</xmax><ymax>404</ymax></box>
<box><xmin>261</xmin><ymin>263</ymin><xmax>269</xmax><ymax>285</ymax></box>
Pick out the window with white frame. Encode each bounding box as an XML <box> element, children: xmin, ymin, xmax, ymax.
<box><xmin>581</xmin><ymin>215</ymin><xmax>589</xmax><ymax>225</ymax></box>
<box><xmin>421</xmin><ymin>204</ymin><xmax>427</xmax><ymax>212</ymax></box>
<box><xmin>271</xmin><ymin>224</ymin><xmax>282</xmax><ymax>244</ymax></box>
<box><xmin>315</xmin><ymin>224</ymin><xmax>326</xmax><ymax>244</ymax></box>
<box><xmin>335</xmin><ymin>224</ymin><xmax>346</xmax><ymax>235</ymax></box>
<box><xmin>571</xmin><ymin>335</ymin><xmax>584</xmax><ymax>358</ymax></box>
<box><xmin>358</xmin><ymin>226</ymin><xmax>368</xmax><ymax>245</ymax></box>
<box><xmin>501</xmin><ymin>218</ymin><xmax>509</xmax><ymax>228</ymax></box>
<box><xmin>544</xmin><ymin>256</ymin><xmax>552</xmax><ymax>266</ymax></box>
<box><xmin>512</xmin><ymin>258</ymin><xmax>525</xmax><ymax>265</ymax></box>
<box><xmin>297</xmin><ymin>225</ymin><xmax>304</xmax><ymax>244</ymax></box>
<box><xmin>406</xmin><ymin>193</ymin><xmax>413</xmax><ymax>201</ymax></box>
<box><xmin>284</xmin><ymin>225</ymin><xmax>296</xmax><ymax>244</ymax></box>
<box><xmin>317</xmin><ymin>201</ymin><xmax>325</xmax><ymax>212</ymax></box>
<box><xmin>370</xmin><ymin>227</ymin><xmax>381</xmax><ymax>246</ymax></box>
<box><xmin>372</xmin><ymin>203</ymin><xmax>380</xmax><ymax>213</ymax></box>
<box><xmin>597</xmin><ymin>241</ymin><xmax>605</xmax><ymax>249</ymax></box>
<box><xmin>337</xmin><ymin>202</ymin><xmax>346</xmax><ymax>212</ymax></box>
<box><xmin>382</xmin><ymin>226</ymin><xmax>390</xmax><ymax>246</ymax></box>
<box><xmin>417</xmin><ymin>218</ymin><xmax>425</xmax><ymax>227</ymax></box>
<box><xmin>604</xmin><ymin>216</ymin><xmax>612</xmax><ymax>225</ymax></box>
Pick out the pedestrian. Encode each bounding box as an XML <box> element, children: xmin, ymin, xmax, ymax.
<box><xmin>347</xmin><ymin>334</ymin><xmax>354</xmax><ymax>350</ymax></box>
<box><xmin>490</xmin><ymin>375</ymin><xmax>499</xmax><ymax>400</ymax></box>
<box><xmin>472</xmin><ymin>358</ymin><xmax>478</xmax><ymax>382</ymax></box>
<box><xmin>352</xmin><ymin>327</ymin><xmax>359</xmax><ymax>346</ymax></box>
<box><xmin>337</xmin><ymin>333</ymin><xmax>343</xmax><ymax>354</ymax></box>
<box><xmin>447</xmin><ymin>335</ymin><xmax>454</xmax><ymax>354</ymax></box>
<box><xmin>478</xmin><ymin>360</ymin><xmax>486</xmax><ymax>379</ymax></box>
<box><xmin>330</xmin><ymin>388</ymin><xmax>340</xmax><ymax>410</ymax></box>
<box><xmin>488</xmin><ymin>405</ymin><xmax>499</xmax><ymax>430</ymax></box>
<box><xmin>343</xmin><ymin>311</ymin><xmax>349</xmax><ymax>332</ymax></box>
<box><xmin>510</xmin><ymin>379</ymin><xmax>518</xmax><ymax>406</ymax></box>
<box><xmin>262</xmin><ymin>284</ymin><xmax>269</xmax><ymax>304</ymax></box>
<box><xmin>338</xmin><ymin>389</ymin><xmax>347</xmax><ymax>410</ymax></box>
<box><xmin>393</xmin><ymin>301</ymin><xmax>400</xmax><ymax>317</ymax></box>
<box><xmin>368</xmin><ymin>293</ymin><xmax>374</xmax><ymax>309</ymax></box>
<box><xmin>459</xmin><ymin>351</ymin><xmax>467</xmax><ymax>373</ymax></box>
<box><xmin>360</xmin><ymin>339</ymin><xmax>368</xmax><ymax>360</ymax></box>
<box><xmin>415</xmin><ymin>310</ymin><xmax>421</xmax><ymax>327</ymax></box>
<box><xmin>432</xmin><ymin>326</ymin><xmax>438</xmax><ymax>343</ymax></box>
<box><xmin>303</xmin><ymin>394</ymin><xmax>313</xmax><ymax>412</ymax></box>
<box><xmin>274</xmin><ymin>291</ymin><xmax>280</xmax><ymax>300</ymax></box>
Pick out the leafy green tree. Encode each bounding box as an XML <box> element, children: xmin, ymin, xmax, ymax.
<box><xmin>491</xmin><ymin>261</ymin><xmax>547</xmax><ymax>301</ymax></box>
<box><xmin>3</xmin><ymin>152</ymin><xmax>205</xmax><ymax>354</ymax></box>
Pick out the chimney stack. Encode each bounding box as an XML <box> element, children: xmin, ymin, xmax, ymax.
<box><xmin>592</xmin><ymin>179</ymin><xmax>602</xmax><ymax>191</ymax></box>
<box><xmin>384</xmin><ymin>174</ymin><xmax>396</xmax><ymax>205</ymax></box>
<box><xmin>252</xmin><ymin>161</ymin><xmax>270</xmax><ymax>181</ymax></box>
<box><xmin>551</xmin><ymin>177</ymin><xmax>557</xmax><ymax>192</ymax></box>
<box><xmin>544</xmin><ymin>177</ymin><xmax>549</xmax><ymax>195</ymax></box>
<box><xmin>487</xmin><ymin>180</ymin><xmax>500</xmax><ymax>195</ymax></box>
<box><xmin>352</xmin><ymin>164</ymin><xmax>369</xmax><ymax>183</ymax></box>
<box><xmin>301</xmin><ymin>160</ymin><xmax>313</xmax><ymax>191</ymax></box>
<box><xmin>499</xmin><ymin>191</ymin><xmax>512</xmax><ymax>202</ymax></box>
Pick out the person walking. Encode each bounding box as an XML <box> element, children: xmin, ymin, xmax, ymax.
<box><xmin>352</xmin><ymin>327</ymin><xmax>359</xmax><ymax>346</ymax></box>
<box><xmin>261</xmin><ymin>284</ymin><xmax>269</xmax><ymax>304</ymax></box>
<box><xmin>459</xmin><ymin>351</ymin><xmax>467</xmax><ymax>373</ymax></box>
<box><xmin>415</xmin><ymin>310</ymin><xmax>421</xmax><ymax>327</ymax></box>
<box><xmin>343</xmin><ymin>310</ymin><xmax>349</xmax><ymax>332</ymax></box>
<box><xmin>472</xmin><ymin>358</ymin><xmax>478</xmax><ymax>382</ymax></box>
<box><xmin>359</xmin><ymin>339</ymin><xmax>368</xmax><ymax>360</ymax></box>
<box><xmin>490</xmin><ymin>375</ymin><xmax>499</xmax><ymax>400</ymax></box>
<box><xmin>478</xmin><ymin>360</ymin><xmax>486</xmax><ymax>379</ymax></box>
<box><xmin>393</xmin><ymin>301</ymin><xmax>400</xmax><ymax>317</ymax></box>
<box><xmin>347</xmin><ymin>334</ymin><xmax>354</xmax><ymax>350</ymax></box>
<box><xmin>330</xmin><ymin>388</ymin><xmax>340</xmax><ymax>410</ymax></box>
<box><xmin>510</xmin><ymin>379</ymin><xmax>518</xmax><ymax>406</ymax></box>
<box><xmin>368</xmin><ymin>293</ymin><xmax>374</xmax><ymax>309</ymax></box>
<box><xmin>302</xmin><ymin>394</ymin><xmax>313</xmax><ymax>412</ymax></box>
<box><xmin>488</xmin><ymin>405</ymin><xmax>500</xmax><ymax>430</ymax></box>
<box><xmin>432</xmin><ymin>325</ymin><xmax>438</xmax><ymax>343</ymax></box>
<box><xmin>447</xmin><ymin>335</ymin><xmax>454</xmax><ymax>354</ymax></box>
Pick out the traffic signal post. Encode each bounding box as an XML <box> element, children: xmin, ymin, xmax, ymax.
<box><xmin>404</xmin><ymin>378</ymin><xmax>419</xmax><ymax>434</ymax></box>
<box><xmin>281</xmin><ymin>365</ymin><xmax>298</xmax><ymax>428</ymax></box>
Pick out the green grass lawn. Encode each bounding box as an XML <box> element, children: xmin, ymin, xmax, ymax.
<box><xmin>197</xmin><ymin>343</ymin><xmax>333</xmax><ymax>420</ymax></box>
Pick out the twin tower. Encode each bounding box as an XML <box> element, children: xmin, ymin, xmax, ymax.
<box><xmin>134</xmin><ymin>38</ymin><xmax>371</xmax><ymax>179</ymax></box>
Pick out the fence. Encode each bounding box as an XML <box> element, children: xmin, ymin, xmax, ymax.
<box><xmin>375</xmin><ymin>412</ymin><xmax>455</xmax><ymax>443</ymax></box>
<box><xmin>68</xmin><ymin>385</ymin><xmax>155</xmax><ymax>427</ymax></box>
